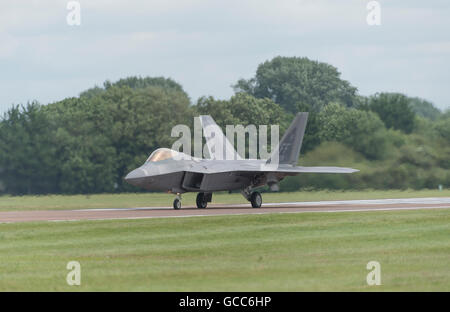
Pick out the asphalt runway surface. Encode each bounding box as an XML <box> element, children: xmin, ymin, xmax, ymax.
<box><xmin>1</xmin><ymin>197</ymin><xmax>449</xmax><ymax>223</ymax></box>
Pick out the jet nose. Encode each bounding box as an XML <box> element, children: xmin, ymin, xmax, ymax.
<box><xmin>124</xmin><ymin>168</ymin><xmax>143</xmax><ymax>181</ymax></box>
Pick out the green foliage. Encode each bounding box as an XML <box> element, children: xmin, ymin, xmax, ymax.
<box><xmin>413</xmin><ymin>116</ymin><xmax>437</xmax><ymax>139</ymax></box>
<box><xmin>0</xmin><ymin>77</ymin><xmax>191</xmax><ymax>194</ymax></box>
<box><xmin>367</xmin><ymin>93</ymin><xmax>416</xmax><ymax>133</ymax></box>
<box><xmin>232</xmin><ymin>56</ymin><xmax>360</xmax><ymax>154</ymax></box>
<box><xmin>103</xmin><ymin>76</ymin><xmax>187</xmax><ymax>95</ymax></box>
<box><xmin>317</xmin><ymin>103</ymin><xmax>388</xmax><ymax>159</ymax></box>
<box><xmin>0</xmin><ymin>103</ymin><xmax>59</xmax><ymax>194</ymax></box>
<box><xmin>279</xmin><ymin>131</ymin><xmax>450</xmax><ymax>191</ymax></box>
<box><xmin>233</xmin><ymin>56</ymin><xmax>358</xmax><ymax>113</ymax></box>
<box><xmin>408</xmin><ymin>97</ymin><xmax>441</xmax><ymax>120</ymax></box>
<box><xmin>194</xmin><ymin>93</ymin><xmax>289</xmax><ymax>157</ymax></box>
<box><xmin>300</xmin><ymin>112</ymin><xmax>321</xmax><ymax>153</ymax></box>
<box><xmin>89</xmin><ymin>83</ymin><xmax>192</xmax><ymax>192</ymax></box>
<box><xmin>280</xmin><ymin>142</ymin><xmax>368</xmax><ymax>191</ymax></box>
<box><xmin>195</xmin><ymin>93</ymin><xmax>287</xmax><ymax>128</ymax></box>
<box><xmin>434</xmin><ymin>116</ymin><xmax>450</xmax><ymax>141</ymax></box>
<box><xmin>0</xmin><ymin>60</ymin><xmax>448</xmax><ymax>194</ymax></box>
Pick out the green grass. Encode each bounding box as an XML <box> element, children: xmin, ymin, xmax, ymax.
<box><xmin>0</xmin><ymin>209</ymin><xmax>449</xmax><ymax>291</ymax></box>
<box><xmin>0</xmin><ymin>189</ymin><xmax>449</xmax><ymax>212</ymax></box>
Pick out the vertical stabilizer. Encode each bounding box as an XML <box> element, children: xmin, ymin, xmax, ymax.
<box><xmin>199</xmin><ymin>115</ymin><xmax>243</xmax><ymax>160</ymax></box>
<box><xmin>267</xmin><ymin>112</ymin><xmax>308</xmax><ymax>165</ymax></box>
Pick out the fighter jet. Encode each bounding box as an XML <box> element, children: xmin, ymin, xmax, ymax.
<box><xmin>124</xmin><ymin>113</ymin><xmax>358</xmax><ymax>209</ymax></box>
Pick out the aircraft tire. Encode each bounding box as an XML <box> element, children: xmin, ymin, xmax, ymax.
<box><xmin>173</xmin><ymin>198</ymin><xmax>181</xmax><ymax>210</ymax></box>
<box><xmin>196</xmin><ymin>193</ymin><xmax>208</xmax><ymax>209</ymax></box>
<box><xmin>250</xmin><ymin>192</ymin><xmax>262</xmax><ymax>208</ymax></box>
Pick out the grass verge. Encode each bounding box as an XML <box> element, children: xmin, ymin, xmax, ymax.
<box><xmin>0</xmin><ymin>209</ymin><xmax>448</xmax><ymax>291</ymax></box>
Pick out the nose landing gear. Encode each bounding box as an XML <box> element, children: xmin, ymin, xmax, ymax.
<box><xmin>173</xmin><ymin>194</ymin><xmax>181</xmax><ymax>210</ymax></box>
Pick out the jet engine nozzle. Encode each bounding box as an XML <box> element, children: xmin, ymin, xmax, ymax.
<box><xmin>266</xmin><ymin>173</ymin><xmax>280</xmax><ymax>191</ymax></box>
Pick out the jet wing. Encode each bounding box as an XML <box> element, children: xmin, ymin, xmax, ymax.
<box><xmin>199</xmin><ymin>115</ymin><xmax>243</xmax><ymax>160</ymax></box>
<box><xmin>270</xmin><ymin>166</ymin><xmax>359</xmax><ymax>174</ymax></box>
<box><xmin>184</xmin><ymin>160</ymin><xmax>358</xmax><ymax>174</ymax></box>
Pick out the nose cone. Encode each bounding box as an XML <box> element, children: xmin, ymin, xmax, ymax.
<box><xmin>124</xmin><ymin>168</ymin><xmax>143</xmax><ymax>182</ymax></box>
<box><xmin>124</xmin><ymin>167</ymin><xmax>154</xmax><ymax>189</ymax></box>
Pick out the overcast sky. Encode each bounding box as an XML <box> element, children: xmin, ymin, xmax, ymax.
<box><xmin>1</xmin><ymin>0</ymin><xmax>449</xmax><ymax>114</ymax></box>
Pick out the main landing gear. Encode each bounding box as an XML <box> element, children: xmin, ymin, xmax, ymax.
<box><xmin>173</xmin><ymin>189</ymin><xmax>262</xmax><ymax>209</ymax></box>
<box><xmin>241</xmin><ymin>187</ymin><xmax>262</xmax><ymax>208</ymax></box>
<box><xmin>196</xmin><ymin>192</ymin><xmax>212</xmax><ymax>209</ymax></box>
<box><xmin>250</xmin><ymin>191</ymin><xmax>262</xmax><ymax>208</ymax></box>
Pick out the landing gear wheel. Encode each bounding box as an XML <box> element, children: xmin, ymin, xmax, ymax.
<box><xmin>173</xmin><ymin>198</ymin><xmax>181</xmax><ymax>210</ymax></box>
<box><xmin>196</xmin><ymin>192</ymin><xmax>208</xmax><ymax>209</ymax></box>
<box><xmin>250</xmin><ymin>192</ymin><xmax>262</xmax><ymax>208</ymax></box>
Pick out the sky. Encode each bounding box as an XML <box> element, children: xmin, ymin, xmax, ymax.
<box><xmin>1</xmin><ymin>0</ymin><xmax>449</xmax><ymax>114</ymax></box>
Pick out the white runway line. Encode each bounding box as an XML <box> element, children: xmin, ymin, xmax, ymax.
<box><xmin>75</xmin><ymin>197</ymin><xmax>450</xmax><ymax>212</ymax></box>
<box><xmin>76</xmin><ymin>207</ymin><xmax>170</xmax><ymax>211</ymax></box>
<box><xmin>50</xmin><ymin>205</ymin><xmax>450</xmax><ymax>223</ymax></box>
<box><xmin>256</xmin><ymin>197</ymin><xmax>450</xmax><ymax>207</ymax></box>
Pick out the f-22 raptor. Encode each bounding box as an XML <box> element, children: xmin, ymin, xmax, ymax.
<box><xmin>125</xmin><ymin>113</ymin><xmax>358</xmax><ymax>209</ymax></box>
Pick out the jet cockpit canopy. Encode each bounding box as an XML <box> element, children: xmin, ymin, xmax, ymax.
<box><xmin>145</xmin><ymin>148</ymin><xmax>179</xmax><ymax>163</ymax></box>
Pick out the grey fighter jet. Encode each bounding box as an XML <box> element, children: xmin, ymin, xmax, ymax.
<box><xmin>124</xmin><ymin>113</ymin><xmax>358</xmax><ymax>209</ymax></box>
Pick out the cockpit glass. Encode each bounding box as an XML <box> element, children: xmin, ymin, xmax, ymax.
<box><xmin>146</xmin><ymin>148</ymin><xmax>178</xmax><ymax>163</ymax></box>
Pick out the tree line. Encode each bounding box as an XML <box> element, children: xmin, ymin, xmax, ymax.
<box><xmin>0</xmin><ymin>56</ymin><xmax>449</xmax><ymax>195</ymax></box>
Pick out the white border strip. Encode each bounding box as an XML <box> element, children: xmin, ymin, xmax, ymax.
<box><xmin>45</xmin><ymin>205</ymin><xmax>450</xmax><ymax>223</ymax></box>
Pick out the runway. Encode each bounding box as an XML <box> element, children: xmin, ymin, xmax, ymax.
<box><xmin>1</xmin><ymin>197</ymin><xmax>449</xmax><ymax>223</ymax></box>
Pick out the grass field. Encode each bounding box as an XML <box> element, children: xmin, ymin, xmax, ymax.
<box><xmin>0</xmin><ymin>208</ymin><xmax>449</xmax><ymax>291</ymax></box>
<box><xmin>0</xmin><ymin>189</ymin><xmax>449</xmax><ymax>211</ymax></box>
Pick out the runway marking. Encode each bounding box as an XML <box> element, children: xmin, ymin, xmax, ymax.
<box><xmin>76</xmin><ymin>197</ymin><xmax>450</xmax><ymax>212</ymax></box>
<box><xmin>259</xmin><ymin>197</ymin><xmax>450</xmax><ymax>206</ymax></box>
<box><xmin>44</xmin><ymin>205</ymin><xmax>450</xmax><ymax>223</ymax></box>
